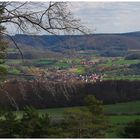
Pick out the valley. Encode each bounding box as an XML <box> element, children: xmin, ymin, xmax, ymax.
<box><xmin>0</xmin><ymin>32</ymin><xmax>140</xmax><ymax>138</ymax></box>
<box><xmin>2</xmin><ymin>32</ymin><xmax>140</xmax><ymax>82</ymax></box>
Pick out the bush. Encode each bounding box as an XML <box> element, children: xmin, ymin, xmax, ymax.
<box><xmin>118</xmin><ymin>119</ymin><xmax>140</xmax><ymax>138</ymax></box>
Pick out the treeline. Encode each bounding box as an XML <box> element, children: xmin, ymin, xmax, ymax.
<box><xmin>0</xmin><ymin>80</ymin><xmax>140</xmax><ymax>110</ymax></box>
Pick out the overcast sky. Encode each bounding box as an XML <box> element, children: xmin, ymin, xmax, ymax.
<box><xmin>70</xmin><ymin>2</ymin><xmax>140</xmax><ymax>33</ymax></box>
<box><xmin>5</xmin><ymin>2</ymin><xmax>140</xmax><ymax>34</ymax></box>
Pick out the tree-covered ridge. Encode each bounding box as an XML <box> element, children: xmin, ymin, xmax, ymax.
<box><xmin>8</xmin><ymin>32</ymin><xmax>140</xmax><ymax>55</ymax></box>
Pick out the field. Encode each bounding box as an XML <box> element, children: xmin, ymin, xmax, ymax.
<box><xmin>104</xmin><ymin>100</ymin><xmax>140</xmax><ymax>114</ymax></box>
<box><xmin>3</xmin><ymin>54</ymin><xmax>140</xmax><ymax>81</ymax></box>
<box><xmin>33</xmin><ymin>101</ymin><xmax>140</xmax><ymax>117</ymax></box>
<box><xmin>39</xmin><ymin>101</ymin><xmax>140</xmax><ymax>138</ymax></box>
<box><xmin>102</xmin><ymin>58</ymin><xmax>140</xmax><ymax>67</ymax></box>
<box><xmin>14</xmin><ymin>100</ymin><xmax>140</xmax><ymax>138</ymax></box>
<box><xmin>107</xmin><ymin>115</ymin><xmax>140</xmax><ymax>137</ymax></box>
<box><xmin>14</xmin><ymin>101</ymin><xmax>140</xmax><ymax>117</ymax></box>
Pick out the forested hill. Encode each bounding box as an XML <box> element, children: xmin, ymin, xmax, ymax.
<box><xmin>6</xmin><ymin>31</ymin><xmax>140</xmax><ymax>58</ymax></box>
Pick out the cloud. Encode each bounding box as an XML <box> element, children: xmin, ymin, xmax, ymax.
<box><xmin>5</xmin><ymin>2</ymin><xmax>140</xmax><ymax>34</ymax></box>
<box><xmin>70</xmin><ymin>2</ymin><xmax>140</xmax><ymax>33</ymax></box>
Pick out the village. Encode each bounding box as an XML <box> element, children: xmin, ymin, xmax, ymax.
<box><xmin>31</xmin><ymin>68</ymin><xmax>105</xmax><ymax>83</ymax></box>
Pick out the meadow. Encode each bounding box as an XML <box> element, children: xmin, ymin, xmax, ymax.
<box><xmin>3</xmin><ymin>55</ymin><xmax>140</xmax><ymax>80</ymax></box>
<box><xmin>28</xmin><ymin>100</ymin><xmax>140</xmax><ymax>117</ymax></box>
<box><xmin>13</xmin><ymin>100</ymin><xmax>140</xmax><ymax>138</ymax></box>
<box><xmin>39</xmin><ymin>101</ymin><xmax>140</xmax><ymax>138</ymax></box>
<box><xmin>103</xmin><ymin>58</ymin><xmax>140</xmax><ymax>67</ymax></box>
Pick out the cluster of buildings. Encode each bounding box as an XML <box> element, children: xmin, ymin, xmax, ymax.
<box><xmin>78</xmin><ymin>74</ymin><xmax>104</xmax><ymax>83</ymax></box>
<box><xmin>6</xmin><ymin>68</ymin><xmax>105</xmax><ymax>83</ymax></box>
<box><xmin>45</xmin><ymin>72</ymin><xmax>104</xmax><ymax>83</ymax></box>
<box><xmin>81</xmin><ymin>61</ymin><xmax>97</xmax><ymax>66</ymax></box>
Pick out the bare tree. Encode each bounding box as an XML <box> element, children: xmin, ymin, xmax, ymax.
<box><xmin>0</xmin><ymin>2</ymin><xmax>90</xmax><ymax>110</ymax></box>
<box><xmin>0</xmin><ymin>2</ymin><xmax>89</xmax><ymax>59</ymax></box>
<box><xmin>1</xmin><ymin>2</ymin><xmax>89</xmax><ymax>35</ymax></box>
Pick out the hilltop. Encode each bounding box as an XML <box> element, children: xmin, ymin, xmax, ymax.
<box><xmin>5</xmin><ymin>31</ymin><xmax>140</xmax><ymax>59</ymax></box>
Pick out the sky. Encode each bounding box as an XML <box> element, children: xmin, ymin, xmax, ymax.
<box><xmin>5</xmin><ymin>2</ymin><xmax>140</xmax><ymax>34</ymax></box>
<box><xmin>70</xmin><ymin>2</ymin><xmax>140</xmax><ymax>33</ymax></box>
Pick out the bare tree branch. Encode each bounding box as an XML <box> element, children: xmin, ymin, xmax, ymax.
<box><xmin>0</xmin><ymin>31</ymin><xmax>24</xmax><ymax>62</ymax></box>
<box><xmin>1</xmin><ymin>2</ymin><xmax>89</xmax><ymax>35</ymax></box>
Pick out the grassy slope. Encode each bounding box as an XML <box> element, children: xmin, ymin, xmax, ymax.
<box><xmin>104</xmin><ymin>101</ymin><xmax>140</xmax><ymax>114</ymax></box>
<box><xmin>36</xmin><ymin>101</ymin><xmax>140</xmax><ymax>117</ymax></box>
<box><xmin>15</xmin><ymin>101</ymin><xmax>140</xmax><ymax>118</ymax></box>
<box><xmin>38</xmin><ymin>101</ymin><xmax>140</xmax><ymax>138</ymax></box>
<box><xmin>102</xmin><ymin>58</ymin><xmax>140</xmax><ymax>67</ymax></box>
<box><xmin>13</xmin><ymin>100</ymin><xmax>140</xmax><ymax>138</ymax></box>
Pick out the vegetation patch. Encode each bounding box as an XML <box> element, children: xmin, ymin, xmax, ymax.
<box><xmin>34</xmin><ymin>59</ymin><xmax>57</xmax><ymax>65</ymax></box>
<box><xmin>73</xmin><ymin>66</ymin><xmax>85</xmax><ymax>74</ymax></box>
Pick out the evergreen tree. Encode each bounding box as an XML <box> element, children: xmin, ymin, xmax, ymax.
<box><xmin>62</xmin><ymin>109</ymin><xmax>93</xmax><ymax>138</ymax></box>
<box><xmin>0</xmin><ymin>110</ymin><xmax>20</xmax><ymax>138</ymax></box>
<box><xmin>19</xmin><ymin>106</ymin><xmax>51</xmax><ymax>138</ymax></box>
<box><xmin>85</xmin><ymin>95</ymin><xmax>109</xmax><ymax>138</ymax></box>
<box><xmin>0</xmin><ymin>106</ymin><xmax>52</xmax><ymax>138</ymax></box>
<box><xmin>0</xmin><ymin>4</ymin><xmax>8</xmax><ymax>81</ymax></box>
<box><xmin>61</xmin><ymin>95</ymin><xmax>109</xmax><ymax>138</ymax></box>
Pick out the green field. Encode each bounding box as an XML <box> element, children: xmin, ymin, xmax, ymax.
<box><xmin>3</xmin><ymin>56</ymin><xmax>140</xmax><ymax>81</ymax></box>
<box><xmin>73</xmin><ymin>66</ymin><xmax>86</xmax><ymax>74</ymax></box>
<box><xmin>104</xmin><ymin>100</ymin><xmax>140</xmax><ymax>114</ymax></box>
<box><xmin>14</xmin><ymin>100</ymin><xmax>140</xmax><ymax>138</ymax></box>
<box><xmin>14</xmin><ymin>100</ymin><xmax>140</xmax><ymax>116</ymax></box>
<box><xmin>5</xmin><ymin>59</ymin><xmax>22</xmax><ymax>65</ymax></box>
<box><xmin>54</xmin><ymin>61</ymin><xmax>71</xmax><ymax>69</ymax></box>
<box><xmin>42</xmin><ymin>100</ymin><xmax>139</xmax><ymax>138</ymax></box>
<box><xmin>103</xmin><ymin>58</ymin><xmax>140</xmax><ymax>67</ymax></box>
<box><xmin>109</xmin><ymin>115</ymin><xmax>140</xmax><ymax>125</ymax></box>
<box><xmin>107</xmin><ymin>115</ymin><xmax>140</xmax><ymax>138</ymax></box>
<box><xmin>34</xmin><ymin>101</ymin><xmax>140</xmax><ymax>117</ymax></box>
<box><xmin>34</xmin><ymin>59</ymin><xmax>57</xmax><ymax>65</ymax></box>
<box><xmin>14</xmin><ymin>100</ymin><xmax>140</xmax><ymax>119</ymax></box>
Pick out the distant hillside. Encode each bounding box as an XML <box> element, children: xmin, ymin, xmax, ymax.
<box><xmin>6</xmin><ymin>31</ymin><xmax>140</xmax><ymax>58</ymax></box>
